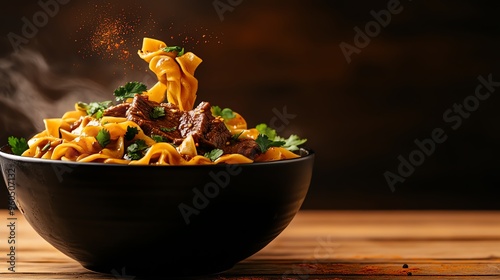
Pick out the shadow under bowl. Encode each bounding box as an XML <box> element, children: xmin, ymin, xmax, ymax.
<box><xmin>0</xmin><ymin>145</ymin><xmax>314</xmax><ymax>277</ymax></box>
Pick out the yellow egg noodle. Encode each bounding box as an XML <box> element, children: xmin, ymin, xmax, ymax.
<box><xmin>19</xmin><ymin>37</ymin><xmax>302</xmax><ymax>165</ymax></box>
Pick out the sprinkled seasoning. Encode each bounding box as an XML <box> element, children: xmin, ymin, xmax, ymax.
<box><xmin>73</xmin><ymin>3</ymin><xmax>158</xmax><ymax>74</ymax></box>
<box><xmin>165</xmin><ymin>23</ymin><xmax>224</xmax><ymax>50</ymax></box>
<box><xmin>89</xmin><ymin>17</ymin><xmax>134</xmax><ymax>61</ymax></box>
<box><xmin>72</xmin><ymin>4</ymin><xmax>224</xmax><ymax>75</ymax></box>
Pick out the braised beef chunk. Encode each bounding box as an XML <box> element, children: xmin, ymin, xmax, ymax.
<box><xmin>223</xmin><ymin>138</ymin><xmax>261</xmax><ymax>160</ymax></box>
<box><xmin>126</xmin><ymin>95</ymin><xmax>182</xmax><ymax>141</ymax></box>
<box><xmin>178</xmin><ymin>101</ymin><xmax>232</xmax><ymax>149</ymax></box>
<box><xmin>103</xmin><ymin>94</ymin><xmax>262</xmax><ymax>160</ymax></box>
<box><xmin>103</xmin><ymin>103</ymin><xmax>130</xmax><ymax>118</ymax></box>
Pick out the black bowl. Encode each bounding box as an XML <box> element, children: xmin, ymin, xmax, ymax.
<box><xmin>0</xmin><ymin>145</ymin><xmax>314</xmax><ymax>277</ymax></box>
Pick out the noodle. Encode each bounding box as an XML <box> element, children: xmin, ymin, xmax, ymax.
<box><xmin>15</xmin><ymin>37</ymin><xmax>304</xmax><ymax>165</ymax></box>
<box><xmin>139</xmin><ymin>37</ymin><xmax>201</xmax><ymax>110</ymax></box>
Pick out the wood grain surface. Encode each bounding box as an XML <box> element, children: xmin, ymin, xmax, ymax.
<box><xmin>1</xmin><ymin>210</ymin><xmax>500</xmax><ymax>279</ymax></box>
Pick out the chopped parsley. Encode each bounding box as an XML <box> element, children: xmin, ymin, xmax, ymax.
<box><xmin>255</xmin><ymin>134</ymin><xmax>285</xmax><ymax>153</ymax></box>
<box><xmin>211</xmin><ymin>105</ymin><xmax>235</xmax><ymax>120</ymax></box>
<box><xmin>41</xmin><ymin>141</ymin><xmax>51</xmax><ymax>152</ymax></box>
<box><xmin>8</xmin><ymin>136</ymin><xmax>29</xmax><ymax>156</ymax></box>
<box><xmin>151</xmin><ymin>135</ymin><xmax>167</xmax><ymax>143</ymax></box>
<box><xmin>124</xmin><ymin>126</ymin><xmax>139</xmax><ymax>141</ymax></box>
<box><xmin>163</xmin><ymin>46</ymin><xmax>185</xmax><ymax>56</ymax></box>
<box><xmin>204</xmin><ymin>149</ymin><xmax>223</xmax><ymax>161</ymax></box>
<box><xmin>96</xmin><ymin>129</ymin><xmax>111</xmax><ymax>148</ymax></box>
<box><xmin>255</xmin><ymin>123</ymin><xmax>307</xmax><ymax>151</ymax></box>
<box><xmin>114</xmin><ymin>81</ymin><xmax>147</xmax><ymax>101</ymax></box>
<box><xmin>160</xmin><ymin>126</ymin><xmax>176</xmax><ymax>133</ymax></box>
<box><xmin>125</xmin><ymin>139</ymin><xmax>149</xmax><ymax>160</ymax></box>
<box><xmin>275</xmin><ymin>134</ymin><xmax>308</xmax><ymax>151</ymax></box>
<box><xmin>150</xmin><ymin>106</ymin><xmax>166</xmax><ymax>119</ymax></box>
<box><xmin>232</xmin><ymin>131</ymin><xmax>243</xmax><ymax>141</ymax></box>
<box><xmin>255</xmin><ymin>123</ymin><xmax>277</xmax><ymax>140</ymax></box>
<box><xmin>77</xmin><ymin>101</ymin><xmax>113</xmax><ymax>119</ymax></box>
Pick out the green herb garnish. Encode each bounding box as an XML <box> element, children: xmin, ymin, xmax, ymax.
<box><xmin>163</xmin><ymin>46</ymin><xmax>185</xmax><ymax>56</ymax></box>
<box><xmin>125</xmin><ymin>139</ymin><xmax>149</xmax><ymax>160</ymax></box>
<box><xmin>41</xmin><ymin>141</ymin><xmax>51</xmax><ymax>152</ymax></box>
<box><xmin>255</xmin><ymin>123</ymin><xmax>307</xmax><ymax>151</ymax></box>
<box><xmin>114</xmin><ymin>81</ymin><xmax>147</xmax><ymax>101</ymax></box>
<box><xmin>255</xmin><ymin>134</ymin><xmax>285</xmax><ymax>153</ymax></box>
<box><xmin>124</xmin><ymin>126</ymin><xmax>139</xmax><ymax>141</ymax></box>
<box><xmin>232</xmin><ymin>131</ymin><xmax>244</xmax><ymax>141</ymax></box>
<box><xmin>211</xmin><ymin>105</ymin><xmax>235</xmax><ymax>120</ymax></box>
<box><xmin>160</xmin><ymin>127</ymin><xmax>176</xmax><ymax>133</ymax></box>
<box><xmin>255</xmin><ymin>123</ymin><xmax>277</xmax><ymax>140</ymax></box>
<box><xmin>96</xmin><ymin>129</ymin><xmax>111</xmax><ymax>148</ymax></box>
<box><xmin>151</xmin><ymin>135</ymin><xmax>167</xmax><ymax>143</ymax></box>
<box><xmin>8</xmin><ymin>136</ymin><xmax>29</xmax><ymax>156</ymax></box>
<box><xmin>150</xmin><ymin>106</ymin><xmax>166</xmax><ymax>119</ymax></box>
<box><xmin>275</xmin><ymin>134</ymin><xmax>308</xmax><ymax>151</ymax></box>
<box><xmin>204</xmin><ymin>149</ymin><xmax>224</xmax><ymax>161</ymax></box>
<box><xmin>77</xmin><ymin>101</ymin><xmax>113</xmax><ymax>119</ymax></box>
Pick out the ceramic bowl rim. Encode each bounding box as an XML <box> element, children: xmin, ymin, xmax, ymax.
<box><xmin>0</xmin><ymin>144</ymin><xmax>314</xmax><ymax>168</ymax></box>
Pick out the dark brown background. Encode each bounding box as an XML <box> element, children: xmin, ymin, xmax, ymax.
<box><xmin>0</xmin><ymin>0</ymin><xmax>499</xmax><ymax>209</ymax></box>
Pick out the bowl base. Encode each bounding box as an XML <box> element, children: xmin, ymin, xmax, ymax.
<box><xmin>82</xmin><ymin>261</ymin><xmax>235</xmax><ymax>278</ymax></box>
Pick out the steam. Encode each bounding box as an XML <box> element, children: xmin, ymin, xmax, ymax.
<box><xmin>0</xmin><ymin>49</ymin><xmax>108</xmax><ymax>139</ymax></box>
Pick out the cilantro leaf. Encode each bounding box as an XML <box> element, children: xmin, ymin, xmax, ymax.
<box><xmin>255</xmin><ymin>134</ymin><xmax>285</xmax><ymax>153</ymax></box>
<box><xmin>163</xmin><ymin>46</ymin><xmax>185</xmax><ymax>56</ymax></box>
<box><xmin>125</xmin><ymin>139</ymin><xmax>149</xmax><ymax>160</ymax></box>
<box><xmin>96</xmin><ymin>129</ymin><xmax>111</xmax><ymax>148</ymax></box>
<box><xmin>211</xmin><ymin>105</ymin><xmax>235</xmax><ymax>120</ymax></box>
<box><xmin>160</xmin><ymin>127</ymin><xmax>176</xmax><ymax>133</ymax></box>
<box><xmin>8</xmin><ymin>136</ymin><xmax>29</xmax><ymax>156</ymax></box>
<box><xmin>150</xmin><ymin>106</ymin><xmax>166</xmax><ymax>119</ymax></box>
<box><xmin>255</xmin><ymin>123</ymin><xmax>277</xmax><ymax>140</ymax></box>
<box><xmin>41</xmin><ymin>141</ymin><xmax>51</xmax><ymax>152</ymax></box>
<box><xmin>151</xmin><ymin>135</ymin><xmax>167</xmax><ymax>143</ymax></box>
<box><xmin>232</xmin><ymin>131</ymin><xmax>243</xmax><ymax>141</ymax></box>
<box><xmin>114</xmin><ymin>81</ymin><xmax>147</xmax><ymax>101</ymax></box>
<box><xmin>204</xmin><ymin>149</ymin><xmax>224</xmax><ymax>161</ymax></box>
<box><xmin>124</xmin><ymin>126</ymin><xmax>139</xmax><ymax>141</ymax></box>
<box><xmin>275</xmin><ymin>134</ymin><xmax>307</xmax><ymax>151</ymax></box>
<box><xmin>77</xmin><ymin>101</ymin><xmax>113</xmax><ymax>119</ymax></box>
<box><xmin>255</xmin><ymin>123</ymin><xmax>307</xmax><ymax>151</ymax></box>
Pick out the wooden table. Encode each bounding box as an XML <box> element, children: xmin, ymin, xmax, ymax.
<box><xmin>1</xmin><ymin>209</ymin><xmax>500</xmax><ymax>279</ymax></box>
